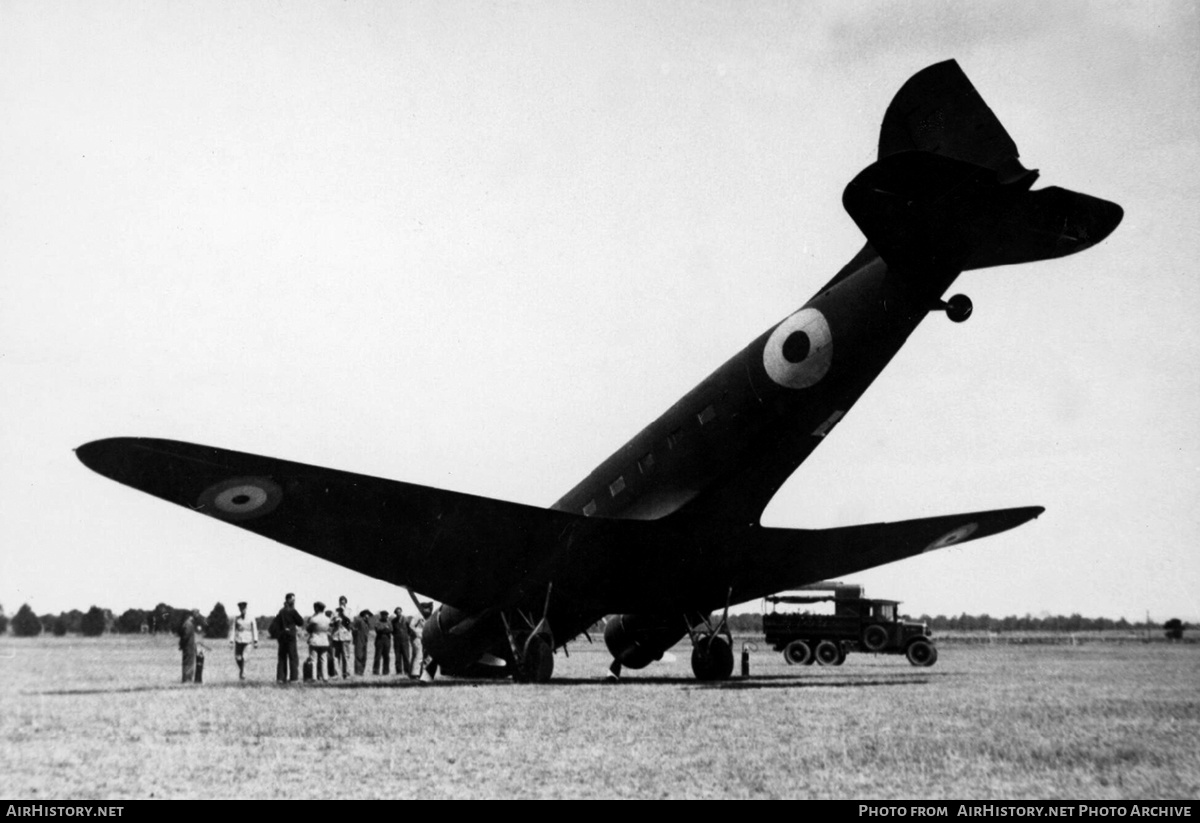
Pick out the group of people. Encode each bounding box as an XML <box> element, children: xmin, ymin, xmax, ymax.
<box><xmin>176</xmin><ymin>595</ymin><xmax>432</xmax><ymax>684</ymax></box>
<box><xmin>268</xmin><ymin>593</ymin><xmax>430</xmax><ymax>683</ymax></box>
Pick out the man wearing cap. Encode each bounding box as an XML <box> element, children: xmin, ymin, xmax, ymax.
<box><xmin>228</xmin><ymin>601</ymin><xmax>258</xmax><ymax>681</ymax></box>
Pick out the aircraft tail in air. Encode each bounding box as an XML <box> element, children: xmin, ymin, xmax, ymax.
<box><xmin>844</xmin><ymin>59</ymin><xmax>1123</xmax><ymax>275</ymax></box>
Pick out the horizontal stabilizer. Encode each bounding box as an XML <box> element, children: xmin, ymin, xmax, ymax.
<box><xmin>733</xmin><ymin>506</ymin><xmax>1044</xmax><ymax>599</ymax></box>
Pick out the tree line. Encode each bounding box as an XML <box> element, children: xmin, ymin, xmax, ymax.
<box><xmin>0</xmin><ymin>602</ymin><xmax>237</xmax><ymax>639</ymax></box>
<box><xmin>0</xmin><ymin>603</ymin><xmax>1186</xmax><ymax>638</ymax></box>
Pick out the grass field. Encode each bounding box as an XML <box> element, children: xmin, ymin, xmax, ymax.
<box><xmin>1</xmin><ymin>635</ymin><xmax>1197</xmax><ymax>799</ymax></box>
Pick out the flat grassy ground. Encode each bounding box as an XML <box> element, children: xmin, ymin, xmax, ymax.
<box><xmin>1</xmin><ymin>635</ymin><xmax>1196</xmax><ymax>799</ymax></box>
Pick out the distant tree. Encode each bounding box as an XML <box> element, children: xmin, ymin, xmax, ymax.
<box><xmin>12</xmin><ymin>604</ymin><xmax>42</xmax><ymax>637</ymax></box>
<box><xmin>52</xmin><ymin>615</ymin><xmax>68</xmax><ymax>636</ymax></box>
<box><xmin>115</xmin><ymin>608</ymin><xmax>148</xmax><ymax>634</ymax></box>
<box><xmin>80</xmin><ymin>606</ymin><xmax>107</xmax><ymax>637</ymax></box>
<box><xmin>149</xmin><ymin>603</ymin><xmax>174</xmax><ymax>634</ymax></box>
<box><xmin>1164</xmin><ymin>618</ymin><xmax>1185</xmax><ymax>641</ymax></box>
<box><xmin>0</xmin><ymin>605</ymin><xmax>8</xmax><ymax>635</ymax></box>
<box><xmin>205</xmin><ymin>602</ymin><xmax>230</xmax><ymax>639</ymax></box>
<box><xmin>62</xmin><ymin>609</ymin><xmax>84</xmax><ymax>634</ymax></box>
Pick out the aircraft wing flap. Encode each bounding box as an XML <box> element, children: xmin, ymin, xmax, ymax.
<box><xmin>76</xmin><ymin>437</ymin><xmax>577</xmax><ymax>612</ymax></box>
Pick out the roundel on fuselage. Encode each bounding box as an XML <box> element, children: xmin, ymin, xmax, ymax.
<box><xmin>763</xmin><ymin>307</ymin><xmax>833</xmax><ymax>389</ymax></box>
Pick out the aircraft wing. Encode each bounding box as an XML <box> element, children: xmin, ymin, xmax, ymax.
<box><xmin>75</xmin><ymin>438</ymin><xmax>579</xmax><ymax>613</ymax></box>
<box><xmin>731</xmin><ymin>506</ymin><xmax>1044</xmax><ymax>602</ymax></box>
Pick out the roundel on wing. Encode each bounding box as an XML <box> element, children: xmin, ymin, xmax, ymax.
<box><xmin>763</xmin><ymin>308</ymin><xmax>833</xmax><ymax>389</ymax></box>
<box><xmin>923</xmin><ymin>522</ymin><xmax>979</xmax><ymax>553</ymax></box>
<box><xmin>198</xmin><ymin>477</ymin><xmax>283</xmax><ymax>522</ymax></box>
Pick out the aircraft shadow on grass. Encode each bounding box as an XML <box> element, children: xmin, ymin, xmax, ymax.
<box><xmin>32</xmin><ymin>671</ymin><xmax>946</xmax><ymax>696</ymax></box>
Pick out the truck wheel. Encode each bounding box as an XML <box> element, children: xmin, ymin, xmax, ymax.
<box><xmin>906</xmin><ymin>639</ymin><xmax>937</xmax><ymax>667</ymax></box>
<box><xmin>834</xmin><ymin>643</ymin><xmax>847</xmax><ymax>666</ymax></box>
<box><xmin>814</xmin><ymin>640</ymin><xmax>840</xmax><ymax>666</ymax></box>
<box><xmin>783</xmin><ymin>640</ymin><xmax>812</xmax><ymax>666</ymax></box>
<box><xmin>862</xmin><ymin>624</ymin><xmax>888</xmax><ymax>652</ymax></box>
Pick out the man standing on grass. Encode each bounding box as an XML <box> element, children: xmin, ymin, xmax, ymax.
<box><xmin>228</xmin><ymin>601</ymin><xmax>258</xmax><ymax>681</ymax></box>
<box><xmin>352</xmin><ymin>609</ymin><xmax>372</xmax><ymax>675</ymax></box>
<box><xmin>270</xmin><ymin>592</ymin><xmax>305</xmax><ymax>683</ymax></box>
<box><xmin>373</xmin><ymin>610</ymin><xmax>393</xmax><ymax>675</ymax></box>
<box><xmin>178</xmin><ymin>609</ymin><xmax>203</xmax><ymax>684</ymax></box>
<box><xmin>392</xmin><ymin>606</ymin><xmax>411</xmax><ymax>677</ymax></box>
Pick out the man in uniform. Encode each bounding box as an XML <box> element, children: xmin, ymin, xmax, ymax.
<box><xmin>227</xmin><ymin>601</ymin><xmax>258</xmax><ymax>680</ymax></box>
<box><xmin>271</xmin><ymin>592</ymin><xmax>305</xmax><ymax>683</ymax></box>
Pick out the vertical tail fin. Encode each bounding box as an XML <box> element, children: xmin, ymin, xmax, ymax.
<box><xmin>844</xmin><ymin>60</ymin><xmax>1122</xmax><ymax>274</ymax></box>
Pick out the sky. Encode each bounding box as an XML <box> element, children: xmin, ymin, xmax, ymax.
<box><xmin>2</xmin><ymin>1</ymin><xmax>1198</xmax><ymax>625</ymax></box>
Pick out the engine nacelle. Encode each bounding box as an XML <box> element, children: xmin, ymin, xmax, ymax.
<box><xmin>422</xmin><ymin>604</ymin><xmax>508</xmax><ymax>674</ymax></box>
<box><xmin>604</xmin><ymin>613</ymin><xmax>688</xmax><ymax>670</ymax></box>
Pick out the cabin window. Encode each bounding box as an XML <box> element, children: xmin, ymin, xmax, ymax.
<box><xmin>668</xmin><ymin>428</ymin><xmax>684</xmax><ymax>449</ymax></box>
<box><xmin>582</xmin><ymin>500</ymin><xmax>597</xmax><ymax>517</ymax></box>
<box><xmin>697</xmin><ymin>404</ymin><xmax>716</xmax><ymax>425</ymax></box>
<box><xmin>609</xmin><ymin>476</ymin><xmax>626</xmax><ymax>497</ymax></box>
<box><xmin>638</xmin><ymin>452</ymin><xmax>655</xmax><ymax>474</ymax></box>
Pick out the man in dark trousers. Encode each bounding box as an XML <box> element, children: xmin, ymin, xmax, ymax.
<box><xmin>270</xmin><ymin>592</ymin><xmax>305</xmax><ymax>683</ymax></box>
<box><xmin>352</xmin><ymin>609</ymin><xmax>372</xmax><ymax>676</ymax></box>
<box><xmin>391</xmin><ymin>606</ymin><xmax>412</xmax><ymax>677</ymax></box>
<box><xmin>372</xmin><ymin>610</ymin><xmax>393</xmax><ymax>675</ymax></box>
<box><xmin>178</xmin><ymin>609</ymin><xmax>203</xmax><ymax>684</ymax></box>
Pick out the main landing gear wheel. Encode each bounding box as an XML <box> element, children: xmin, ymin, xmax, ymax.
<box><xmin>783</xmin><ymin>639</ymin><xmax>813</xmax><ymax>666</ymax></box>
<box><xmin>691</xmin><ymin>635</ymin><xmax>734</xmax><ymax>681</ymax></box>
<box><xmin>905</xmin><ymin>639</ymin><xmax>938</xmax><ymax>667</ymax></box>
<box><xmin>814</xmin><ymin>639</ymin><xmax>841</xmax><ymax>666</ymax></box>
<box><xmin>515</xmin><ymin>634</ymin><xmax>554</xmax><ymax>683</ymax></box>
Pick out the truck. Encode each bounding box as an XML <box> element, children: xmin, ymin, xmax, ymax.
<box><xmin>762</xmin><ymin>583</ymin><xmax>937</xmax><ymax>667</ymax></box>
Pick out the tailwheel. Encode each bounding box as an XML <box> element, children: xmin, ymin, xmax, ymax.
<box><xmin>515</xmin><ymin>633</ymin><xmax>554</xmax><ymax>683</ymax></box>
<box><xmin>933</xmin><ymin>293</ymin><xmax>973</xmax><ymax>323</ymax></box>
<box><xmin>691</xmin><ymin>634</ymin><xmax>734</xmax><ymax>681</ymax></box>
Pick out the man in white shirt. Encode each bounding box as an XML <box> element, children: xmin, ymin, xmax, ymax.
<box><xmin>306</xmin><ymin>601</ymin><xmax>332</xmax><ymax>681</ymax></box>
<box><xmin>228</xmin><ymin>601</ymin><xmax>258</xmax><ymax>681</ymax></box>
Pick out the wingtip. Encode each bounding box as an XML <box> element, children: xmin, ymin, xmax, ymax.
<box><xmin>75</xmin><ymin>437</ymin><xmax>142</xmax><ymax>476</ymax></box>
